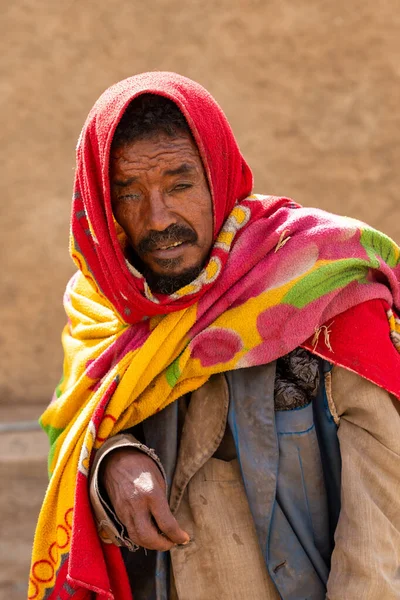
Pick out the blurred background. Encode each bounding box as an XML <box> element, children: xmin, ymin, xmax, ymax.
<box><xmin>1</xmin><ymin>0</ymin><xmax>399</xmax><ymax>597</ymax></box>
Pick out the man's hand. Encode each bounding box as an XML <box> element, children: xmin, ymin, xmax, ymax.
<box><xmin>101</xmin><ymin>448</ymin><xmax>190</xmax><ymax>551</ymax></box>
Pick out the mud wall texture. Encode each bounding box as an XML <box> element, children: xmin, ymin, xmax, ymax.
<box><xmin>2</xmin><ymin>0</ymin><xmax>400</xmax><ymax>409</ymax></box>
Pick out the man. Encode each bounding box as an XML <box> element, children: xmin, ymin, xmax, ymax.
<box><xmin>30</xmin><ymin>72</ymin><xmax>400</xmax><ymax>600</ymax></box>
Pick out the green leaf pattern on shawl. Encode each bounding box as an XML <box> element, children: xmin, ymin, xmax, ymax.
<box><xmin>166</xmin><ymin>355</ymin><xmax>182</xmax><ymax>387</ymax></box>
<box><xmin>282</xmin><ymin>259</ymin><xmax>368</xmax><ymax>308</ymax></box>
<box><xmin>360</xmin><ymin>228</ymin><xmax>400</xmax><ymax>268</ymax></box>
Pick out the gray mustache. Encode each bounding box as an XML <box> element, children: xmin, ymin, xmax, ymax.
<box><xmin>138</xmin><ymin>224</ymin><xmax>197</xmax><ymax>253</ymax></box>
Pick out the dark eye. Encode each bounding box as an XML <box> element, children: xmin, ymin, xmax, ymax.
<box><xmin>115</xmin><ymin>193</ymin><xmax>141</xmax><ymax>202</ymax></box>
<box><xmin>172</xmin><ymin>183</ymin><xmax>192</xmax><ymax>192</ymax></box>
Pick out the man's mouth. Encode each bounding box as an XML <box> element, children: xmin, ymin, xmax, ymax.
<box><xmin>149</xmin><ymin>240</ymin><xmax>189</xmax><ymax>259</ymax></box>
<box><xmin>157</xmin><ymin>240</ymin><xmax>185</xmax><ymax>251</ymax></box>
<box><xmin>138</xmin><ymin>225</ymin><xmax>197</xmax><ymax>256</ymax></box>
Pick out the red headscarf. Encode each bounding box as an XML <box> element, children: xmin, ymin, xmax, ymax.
<box><xmin>72</xmin><ymin>72</ymin><xmax>253</xmax><ymax>323</ymax></box>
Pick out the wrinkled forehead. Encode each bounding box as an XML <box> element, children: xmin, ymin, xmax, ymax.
<box><xmin>109</xmin><ymin>134</ymin><xmax>208</xmax><ymax>191</ymax></box>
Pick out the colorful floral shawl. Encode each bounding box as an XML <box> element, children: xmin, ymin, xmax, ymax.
<box><xmin>29</xmin><ymin>73</ymin><xmax>400</xmax><ymax>600</ymax></box>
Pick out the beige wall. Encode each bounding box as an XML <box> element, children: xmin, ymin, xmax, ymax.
<box><xmin>2</xmin><ymin>0</ymin><xmax>400</xmax><ymax>408</ymax></box>
<box><xmin>2</xmin><ymin>1</ymin><xmax>400</xmax><ymax>597</ymax></box>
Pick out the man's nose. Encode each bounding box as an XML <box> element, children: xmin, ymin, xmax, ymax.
<box><xmin>146</xmin><ymin>190</ymin><xmax>175</xmax><ymax>231</ymax></box>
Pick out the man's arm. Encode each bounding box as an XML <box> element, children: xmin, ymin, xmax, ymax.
<box><xmin>326</xmin><ymin>366</ymin><xmax>400</xmax><ymax>599</ymax></box>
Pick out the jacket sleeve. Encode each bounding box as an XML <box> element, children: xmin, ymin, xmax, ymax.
<box><xmin>89</xmin><ymin>433</ymin><xmax>167</xmax><ymax>550</ymax></box>
<box><xmin>326</xmin><ymin>366</ymin><xmax>400</xmax><ymax>600</ymax></box>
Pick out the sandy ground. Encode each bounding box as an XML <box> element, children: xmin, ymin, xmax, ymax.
<box><xmin>1</xmin><ymin>0</ymin><xmax>400</xmax><ymax>597</ymax></box>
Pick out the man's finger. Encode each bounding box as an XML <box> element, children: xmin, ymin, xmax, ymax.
<box><xmin>151</xmin><ymin>498</ymin><xmax>190</xmax><ymax>545</ymax></box>
<box><xmin>125</xmin><ymin>512</ymin><xmax>176</xmax><ymax>552</ymax></box>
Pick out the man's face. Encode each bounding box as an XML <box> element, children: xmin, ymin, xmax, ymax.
<box><xmin>110</xmin><ymin>132</ymin><xmax>213</xmax><ymax>294</ymax></box>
